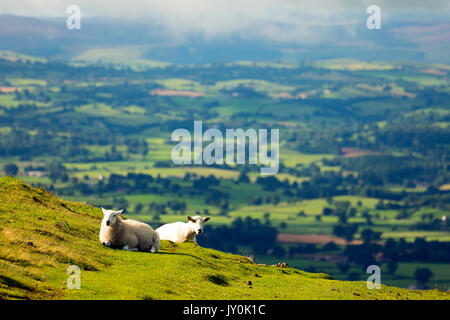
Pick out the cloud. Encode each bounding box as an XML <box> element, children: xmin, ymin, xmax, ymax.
<box><xmin>0</xmin><ymin>0</ymin><xmax>449</xmax><ymax>43</ymax></box>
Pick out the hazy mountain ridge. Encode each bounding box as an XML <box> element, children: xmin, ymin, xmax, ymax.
<box><xmin>0</xmin><ymin>14</ymin><xmax>448</xmax><ymax>64</ymax></box>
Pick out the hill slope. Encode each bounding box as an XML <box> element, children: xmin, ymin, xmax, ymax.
<box><xmin>0</xmin><ymin>177</ymin><xmax>448</xmax><ymax>300</ymax></box>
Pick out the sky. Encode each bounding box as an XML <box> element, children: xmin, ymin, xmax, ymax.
<box><xmin>0</xmin><ymin>0</ymin><xmax>449</xmax><ymax>43</ymax></box>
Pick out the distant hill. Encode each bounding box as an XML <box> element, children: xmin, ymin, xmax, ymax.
<box><xmin>0</xmin><ymin>14</ymin><xmax>449</xmax><ymax>64</ymax></box>
<box><xmin>0</xmin><ymin>177</ymin><xmax>448</xmax><ymax>299</ymax></box>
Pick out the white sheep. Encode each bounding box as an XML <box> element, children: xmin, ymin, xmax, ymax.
<box><xmin>99</xmin><ymin>208</ymin><xmax>160</xmax><ymax>252</ymax></box>
<box><xmin>156</xmin><ymin>216</ymin><xmax>210</xmax><ymax>243</ymax></box>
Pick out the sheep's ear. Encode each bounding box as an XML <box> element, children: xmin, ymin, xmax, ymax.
<box><xmin>116</xmin><ymin>209</ymin><xmax>124</xmax><ymax>215</ymax></box>
<box><xmin>101</xmin><ymin>207</ymin><xmax>107</xmax><ymax>215</ymax></box>
<box><xmin>204</xmin><ymin>217</ymin><xmax>210</xmax><ymax>222</ymax></box>
<box><xmin>186</xmin><ymin>216</ymin><xmax>194</xmax><ymax>222</ymax></box>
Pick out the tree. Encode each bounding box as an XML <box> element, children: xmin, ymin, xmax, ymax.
<box><xmin>297</xmin><ymin>211</ymin><xmax>305</xmax><ymax>217</ymax></box>
<box><xmin>48</xmin><ymin>162</ymin><xmax>67</xmax><ymax>182</ymax></box>
<box><xmin>152</xmin><ymin>212</ymin><xmax>160</xmax><ymax>221</ymax></box>
<box><xmin>347</xmin><ymin>272</ymin><xmax>360</xmax><ymax>281</ymax></box>
<box><xmin>414</xmin><ymin>267</ymin><xmax>433</xmax><ymax>285</ymax></box>
<box><xmin>387</xmin><ymin>261</ymin><xmax>398</xmax><ymax>275</ymax></box>
<box><xmin>361</xmin><ymin>228</ymin><xmax>382</xmax><ymax>244</ymax></box>
<box><xmin>134</xmin><ymin>203</ymin><xmax>143</xmax><ymax>214</ymax></box>
<box><xmin>348</xmin><ymin>207</ymin><xmax>357</xmax><ymax>217</ymax></box>
<box><xmin>273</xmin><ymin>246</ymin><xmax>285</xmax><ymax>257</ymax></box>
<box><xmin>333</xmin><ymin>223</ymin><xmax>358</xmax><ymax>242</ymax></box>
<box><xmin>4</xmin><ymin>163</ymin><xmax>18</xmax><ymax>176</ymax></box>
<box><xmin>338</xmin><ymin>212</ymin><xmax>347</xmax><ymax>224</ymax></box>
<box><xmin>237</xmin><ymin>170</ymin><xmax>250</xmax><ymax>183</ymax></box>
<box><xmin>344</xmin><ymin>224</ymin><xmax>358</xmax><ymax>242</ymax></box>
<box><xmin>61</xmin><ymin>173</ymin><xmax>69</xmax><ymax>182</ymax></box>
<box><xmin>113</xmin><ymin>197</ymin><xmax>129</xmax><ymax>209</ymax></box>
<box><xmin>250</xmin><ymin>196</ymin><xmax>263</xmax><ymax>205</ymax></box>
<box><xmin>322</xmin><ymin>241</ymin><xmax>338</xmax><ymax>251</ymax></box>
<box><xmin>337</xmin><ymin>263</ymin><xmax>350</xmax><ymax>274</ymax></box>
<box><xmin>322</xmin><ymin>207</ymin><xmax>333</xmax><ymax>216</ymax></box>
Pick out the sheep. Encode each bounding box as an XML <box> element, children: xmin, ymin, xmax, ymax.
<box><xmin>156</xmin><ymin>215</ymin><xmax>210</xmax><ymax>244</ymax></box>
<box><xmin>99</xmin><ymin>208</ymin><xmax>160</xmax><ymax>252</ymax></box>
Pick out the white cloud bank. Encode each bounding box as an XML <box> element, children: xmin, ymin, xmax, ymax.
<box><xmin>0</xmin><ymin>0</ymin><xmax>448</xmax><ymax>43</ymax></box>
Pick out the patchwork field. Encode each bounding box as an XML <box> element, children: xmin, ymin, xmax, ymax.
<box><xmin>0</xmin><ymin>54</ymin><xmax>449</xmax><ymax>292</ymax></box>
<box><xmin>1</xmin><ymin>178</ymin><xmax>448</xmax><ymax>300</ymax></box>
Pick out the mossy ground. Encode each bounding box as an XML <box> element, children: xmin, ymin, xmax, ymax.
<box><xmin>0</xmin><ymin>177</ymin><xmax>448</xmax><ymax>300</ymax></box>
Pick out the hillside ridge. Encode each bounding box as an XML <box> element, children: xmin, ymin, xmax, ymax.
<box><xmin>0</xmin><ymin>177</ymin><xmax>448</xmax><ymax>300</ymax></box>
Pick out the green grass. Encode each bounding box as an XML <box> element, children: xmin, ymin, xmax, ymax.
<box><xmin>313</xmin><ymin>59</ymin><xmax>397</xmax><ymax>71</ymax></box>
<box><xmin>152</xmin><ymin>77</ymin><xmax>298</xmax><ymax>98</ymax></box>
<box><xmin>0</xmin><ymin>94</ymin><xmax>27</xmax><ymax>108</ymax></box>
<box><xmin>279</xmin><ymin>149</ymin><xmax>334</xmax><ymax>168</ymax></box>
<box><xmin>380</xmin><ymin>231</ymin><xmax>450</xmax><ymax>242</ymax></box>
<box><xmin>258</xmin><ymin>256</ymin><xmax>450</xmax><ymax>290</ymax></box>
<box><xmin>0</xmin><ymin>94</ymin><xmax>51</xmax><ymax>108</ymax></box>
<box><xmin>154</xmin><ymin>78</ymin><xmax>207</xmax><ymax>91</ymax></box>
<box><xmin>357</xmin><ymin>70</ymin><xmax>447</xmax><ymax>86</ymax></box>
<box><xmin>71</xmin><ymin>46</ymin><xmax>171</xmax><ymax>71</ymax></box>
<box><xmin>0</xmin><ymin>177</ymin><xmax>448</xmax><ymax>299</ymax></box>
<box><xmin>6</xmin><ymin>78</ymin><xmax>47</xmax><ymax>86</ymax></box>
<box><xmin>0</xmin><ymin>51</ymin><xmax>47</xmax><ymax>64</ymax></box>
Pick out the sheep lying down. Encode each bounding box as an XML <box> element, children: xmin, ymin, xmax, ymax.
<box><xmin>100</xmin><ymin>208</ymin><xmax>160</xmax><ymax>252</ymax></box>
<box><xmin>156</xmin><ymin>215</ymin><xmax>210</xmax><ymax>243</ymax></box>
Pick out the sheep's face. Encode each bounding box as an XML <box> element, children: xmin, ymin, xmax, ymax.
<box><xmin>187</xmin><ymin>216</ymin><xmax>210</xmax><ymax>235</ymax></box>
<box><xmin>102</xmin><ymin>208</ymin><xmax>123</xmax><ymax>227</ymax></box>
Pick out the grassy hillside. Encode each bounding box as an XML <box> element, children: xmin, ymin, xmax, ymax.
<box><xmin>0</xmin><ymin>177</ymin><xmax>448</xmax><ymax>300</ymax></box>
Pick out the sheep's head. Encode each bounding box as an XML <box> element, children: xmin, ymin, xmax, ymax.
<box><xmin>187</xmin><ymin>215</ymin><xmax>210</xmax><ymax>235</ymax></box>
<box><xmin>101</xmin><ymin>208</ymin><xmax>123</xmax><ymax>227</ymax></box>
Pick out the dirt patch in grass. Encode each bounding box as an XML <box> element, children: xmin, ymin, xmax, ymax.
<box><xmin>420</xmin><ymin>69</ymin><xmax>446</xmax><ymax>76</ymax></box>
<box><xmin>149</xmin><ymin>89</ymin><xmax>205</xmax><ymax>98</ymax></box>
<box><xmin>341</xmin><ymin>147</ymin><xmax>379</xmax><ymax>158</ymax></box>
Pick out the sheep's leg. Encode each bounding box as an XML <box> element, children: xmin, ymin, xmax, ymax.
<box><xmin>150</xmin><ymin>241</ymin><xmax>159</xmax><ymax>253</ymax></box>
<box><xmin>122</xmin><ymin>245</ymin><xmax>138</xmax><ymax>251</ymax></box>
<box><xmin>102</xmin><ymin>241</ymin><xmax>111</xmax><ymax>247</ymax></box>
<box><xmin>150</xmin><ymin>233</ymin><xmax>160</xmax><ymax>253</ymax></box>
